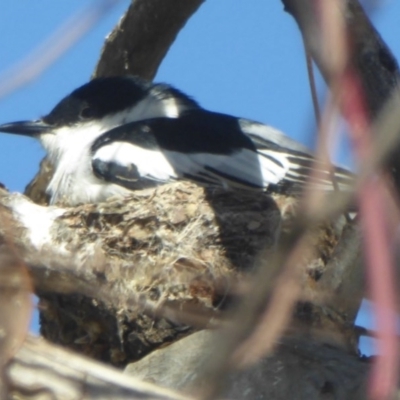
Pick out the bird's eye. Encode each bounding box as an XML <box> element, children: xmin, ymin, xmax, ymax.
<box><xmin>80</xmin><ymin>106</ymin><xmax>95</xmax><ymax>119</ymax></box>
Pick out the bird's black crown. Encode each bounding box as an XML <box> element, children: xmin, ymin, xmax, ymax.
<box><xmin>43</xmin><ymin>76</ymin><xmax>152</xmax><ymax>126</ymax></box>
<box><xmin>42</xmin><ymin>76</ymin><xmax>200</xmax><ymax>127</ymax></box>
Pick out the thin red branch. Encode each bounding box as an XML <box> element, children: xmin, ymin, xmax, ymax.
<box><xmin>312</xmin><ymin>1</ymin><xmax>399</xmax><ymax>397</ymax></box>
<box><xmin>341</xmin><ymin>69</ymin><xmax>398</xmax><ymax>399</ymax></box>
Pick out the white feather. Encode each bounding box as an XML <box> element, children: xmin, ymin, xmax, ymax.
<box><xmin>93</xmin><ymin>141</ymin><xmax>178</xmax><ymax>182</ymax></box>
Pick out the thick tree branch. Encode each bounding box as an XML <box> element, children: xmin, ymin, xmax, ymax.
<box><xmin>282</xmin><ymin>0</ymin><xmax>399</xmax><ymax>118</ymax></box>
<box><xmin>281</xmin><ymin>0</ymin><xmax>400</xmax><ymax>188</ymax></box>
<box><xmin>6</xmin><ymin>335</ymin><xmax>190</xmax><ymax>400</ymax></box>
<box><xmin>3</xmin><ymin>330</ymin><xmax>372</xmax><ymax>400</ymax></box>
<box><xmin>124</xmin><ymin>330</ymin><xmax>370</xmax><ymax>399</ymax></box>
<box><xmin>93</xmin><ymin>0</ymin><xmax>205</xmax><ymax>80</ymax></box>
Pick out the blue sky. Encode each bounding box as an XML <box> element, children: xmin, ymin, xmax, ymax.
<box><xmin>1</xmin><ymin>0</ymin><xmax>399</xmax><ymax>353</ymax></box>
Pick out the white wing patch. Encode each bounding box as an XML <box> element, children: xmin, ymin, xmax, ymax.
<box><xmin>258</xmin><ymin>148</ymin><xmax>354</xmax><ymax>191</ymax></box>
<box><xmin>93</xmin><ymin>141</ymin><xmax>178</xmax><ymax>182</ymax></box>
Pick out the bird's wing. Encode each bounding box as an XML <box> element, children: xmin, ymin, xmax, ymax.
<box><xmin>239</xmin><ymin>118</ymin><xmax>354</xmax><ymax>192</ymax></box>
<box><xmin>90</xmin><ymin>113</ymin><xmax>285</xmax><ymax>190</ymax></box>
<box><xmin>91</xmin><ymin>112</ymin><xmax>354</xmax><ymax>193</ymax></box>
<box><xmin>91</xmin><ymin>135</ymin><xmax>181</xmax><ymax>189</ymax></box>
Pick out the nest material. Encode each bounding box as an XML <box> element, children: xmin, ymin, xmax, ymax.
<box><xmin>35</xmin><ymin>181</ymin><xmax>343</xmax><ymax>365</ymax></box>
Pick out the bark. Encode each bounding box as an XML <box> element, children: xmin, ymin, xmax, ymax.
<box><xmin>4</xmin><ymin>332</ymin><xmax>371</xmax><ymax>400</ymax></box>
<box><xmin>281</xmin><ymin>0</ymin><xmax>399</xmax><ymax>118</ymax></box>
<box><xmin>125</xmin><ymin>330</ymin><xmax>370</xmax><ymax>400</ymax></box>
<box><xmin>93</xmin><ymin>0</ymin><xmax>205</xmax><ymax>80</ymax></box>
<box><xmin>6</xmin><ymin>335</ymin><xmax>189</xmax><ymax>400</ymax></box>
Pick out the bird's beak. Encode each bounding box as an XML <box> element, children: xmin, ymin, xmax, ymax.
<box><xmin>0</xmin><ymin>119</ymin><xmax>52</xmax><ymax>137</ymax></box>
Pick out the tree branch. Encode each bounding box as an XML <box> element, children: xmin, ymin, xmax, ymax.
<box><xmin>281</xmin><ymin>0</ymin><xmax>399</xmax><ymax>118</ymax></box>
<box><xmin>124</xmin><ymin>330</ymin><xmax>370</xmax><ymax>399</ymax></box>
<box><xmin>6</xmin><ymin>335</ymin><xmax>190</xmax><ymax>400</ymax></box>
<box><xmin>93</xmin><ymin>0</ymin><xmax>205</xmax><ymax>80</ymax></box>
<box><xmin>281</xmin><ymin>0</ymin><xmax>400</xmax><ymax>188</ymax></box>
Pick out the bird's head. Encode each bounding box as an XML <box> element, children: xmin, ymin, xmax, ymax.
<box><xmin>0</xmin><ymin>76</ymin><xmax>199</xmax><ymax>158</ymax></box>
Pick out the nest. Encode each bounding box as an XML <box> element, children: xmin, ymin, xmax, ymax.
<box><xmin>33</xmin><ymin>181</ymin><xmax>343</xmax><ymax>365</ymax></box>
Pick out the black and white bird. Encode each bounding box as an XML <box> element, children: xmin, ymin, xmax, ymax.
<box><xmin>0</xmin><ymin>76</ymin><xmax>353</xmax><ymax>205</ymax></box>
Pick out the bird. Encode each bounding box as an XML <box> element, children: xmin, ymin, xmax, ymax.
<box><xmin>0</xmin><ymin>76</ymin><xmax>353</xmax><ymax>206</ymax></box>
